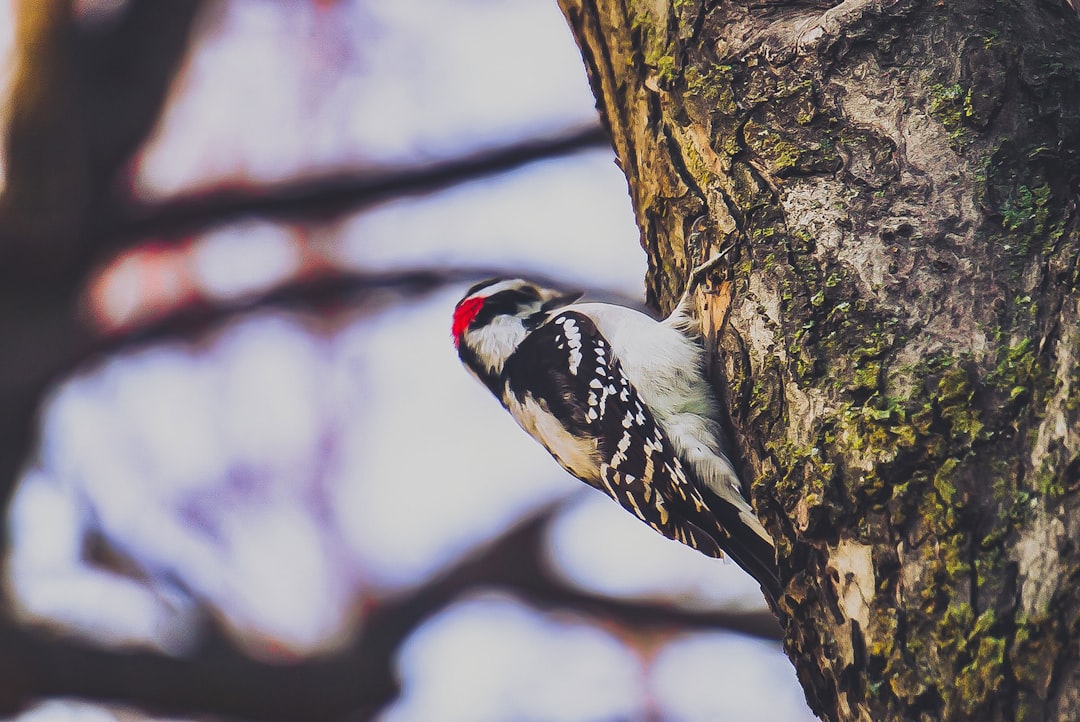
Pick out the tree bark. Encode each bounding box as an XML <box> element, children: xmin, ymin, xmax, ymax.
<box><xmin>557</xmin><ymin>1</ymin><xmax>1080</xmax><ymax>720</ymax></box>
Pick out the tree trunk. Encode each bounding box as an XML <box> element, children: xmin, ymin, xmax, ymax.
<box><xmin>0</xmin><ymin>0</ymin><xmax>201</xmax><ymax>543</ymax></box>
<box><xmin>557</xmin><ymin>1</ymin><xmax>1080</xmax><ymax>719</ymax></box>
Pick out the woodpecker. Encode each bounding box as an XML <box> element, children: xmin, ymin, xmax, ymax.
<box><xmin>452</xmin><ymin>258</ymin><xmax>780</xmax><ymax>602</ymax></box>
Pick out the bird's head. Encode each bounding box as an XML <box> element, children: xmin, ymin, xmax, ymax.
<box><xmin>452</xmin><ymin>278</ymin><xmax>581</xmax><ymax>389</ymax></box>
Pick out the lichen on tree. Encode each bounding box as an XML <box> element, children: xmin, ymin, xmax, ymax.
<box><xmin>557</xmin><ymin>0</ymin><xmax>1080</xmax><ymax>719</ymax></box>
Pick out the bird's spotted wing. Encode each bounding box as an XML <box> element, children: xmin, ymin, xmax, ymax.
<box><xmin>502</xmin><ymin>311</ymin><xmax>725</xmax><ymax>557</ymax></box>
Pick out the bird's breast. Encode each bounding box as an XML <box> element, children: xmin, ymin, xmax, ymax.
<box><xmin>503</xmin><ymin>392</ymin><xmax>602</xmax><ymax>484</ymax></box>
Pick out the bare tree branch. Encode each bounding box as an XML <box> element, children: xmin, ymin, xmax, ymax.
<box><xmin>84</xmin><ymin>265</ymin><xmax>650</xmax><ymax>355</ymax></box>
<box><xmin>0</xmin><ymin>0</ymin><xmax>203</xmax><ymax>285</ymax></box>
<box><xmin>0</xmin><ymin>506</ymin><xmax>778</xmax><ymax>721</ymax></box>
<box><xmin>93</xmin><ymin>124</ymin><xmax>610</xmax><ymax>249</ymax></box>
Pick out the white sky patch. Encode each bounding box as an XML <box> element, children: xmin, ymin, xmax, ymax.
<box><xmin>9</xmin><ymin>699</ymin><xmax>196</xmax><ymax>722</ymax></box>
<box><xmin>6</xmin><ymin>471</ymin><xmax>202</xmax><ymax>657</ymax></box>
<box><xmin>192</xmin><ymin>221</ymin><xmax>302</xmax><ymax>300</ymax></box>
<box><xmin>89</xmin><ymin>348</ymin><xmax>224</xmax><ymax>495</ymax></box>
<box><xmin>89</xmin><ymin>250</ymin><xmax>180</xmax><ymax>330</ymax></box>
<box><xmin>651</xmin><ymin>632</ymin><xmax>818</xmax><ymax>722</ymax></box>
<box><xmin>546</xmin><ymin>493</ymin><xmax>770</xmax><ymax>611</ymax></box>
<box><xmin>327</xmin><ymin>151</ymin><xmax>645</xmax><ymax>298</ymax></box>
<box><xmin>11</xmin><ymin>700</ymin><xmax>123</xmax><ymax>722</ymax></box>
<box><xmin>383</xmin><ymin>594</ymin><xmax>645</xmax><ymax>722</ymax></box>
<box><xmin>135</xmin><ymin>0</ymin><xmax>336</xmax><ymax>195</ymax></box>
<box><xmin>210</xmin><ymin>316</ymin><xmax>327</xmax><ymax>477</ymax></box>
<box><xmin>341</xmin><ymin>0</ymin><xmax>597</xmax><ymax>162</ymax></box>
<box><xmin>134</xmin><ymin>0</ymin><xmax>598</xmax><ymax>198</ymax></box>
<box><xmin>207</xmin><ymin>501</ymin><xmax>354</xmax><ymax>654</ymax></box>
<box><xmin>6</xmin><ymin>470</ymin><xmax>86</xmax><ymax>573</ymax></box>
<box><xmin>13</xmin><ymin>316</ymin><xmax>359</xmax><ymax>656</ymax></box>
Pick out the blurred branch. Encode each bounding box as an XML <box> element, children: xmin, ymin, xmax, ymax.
<box><xmin>77</xmin><ymin>0</ymin><xmax>207</xmax><ymax>195</ymax></box>
<box><xmin>451</xmin><ymin>507</ymin><xmax>783</xmax><ymax>641</ymax></box>
<box><xmin>0</xmin><ymin>506</ymin><xmax>778</xmax><ymax>721</ymax></box>
<box><xmin>0</xmin><ymin>0</ymin><xmax>87</xmax><ymax>273</ymax></box>
<box><xmin>0</xmin><ymin>0</ymin><xmax>203</xmax><ymax>284</ymax></box>
<box><xmin>93</xmin><ymin>123</ymin><xmax>610</xmax><ymax>247</ymax></box>
<box><xmin>85</xmin><ymin>265</ymin><xmax>650</xmax><ymax>356</ymax></box>
<box><xmin>0</xmin><ymin>0</ymin><xmax>202</xmax><ymax>588</ymax></box>
<box><xmin>0</xmin><ymin>614</ymin><xmax>394</xmax><ymax>722</ymax></box>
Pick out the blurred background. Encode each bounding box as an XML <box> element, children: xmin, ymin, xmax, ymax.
<box><xmin>0</xmin><ymin>1</ymin><xmax>815</xmax><ymax>720</ymax></box>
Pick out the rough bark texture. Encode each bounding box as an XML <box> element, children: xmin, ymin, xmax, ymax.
<box><xmin>557</xmin><ymin>1</ymin><xmax>1080</xmax><ymax>720</ymax></box>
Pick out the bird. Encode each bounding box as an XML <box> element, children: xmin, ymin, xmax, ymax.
<box><xmin>452</xmin><ymin>256</ymin><xmax>780</xmax><ymax>603</ymax></box>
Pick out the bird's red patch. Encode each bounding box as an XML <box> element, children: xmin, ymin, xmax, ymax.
<box><xmin>452</xmin><ymin>296</ymin><xmax>485</xmax><ymax>347</ymax></box>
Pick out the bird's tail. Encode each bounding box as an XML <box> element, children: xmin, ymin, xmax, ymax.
<box><xmin>703</xmin><ymin>489</ymin><xmax>782</xmax><ymax>606</ymax></box>
<box><xmin>667</xmin><ymin>427</ymin><xmax>781</xmax><ymax>604</ymax></box>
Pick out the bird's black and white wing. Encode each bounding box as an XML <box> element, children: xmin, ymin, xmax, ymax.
<box><xmin>500</xmin><ymin>311</ymin><xmax>730</xmax><ymax>558</ymax></box>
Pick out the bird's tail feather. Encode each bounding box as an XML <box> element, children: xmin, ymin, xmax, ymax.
<box><xmin>705</xmin><ymin>490</ymin><xmax>782</xmax><ymax>606</ymax></box>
